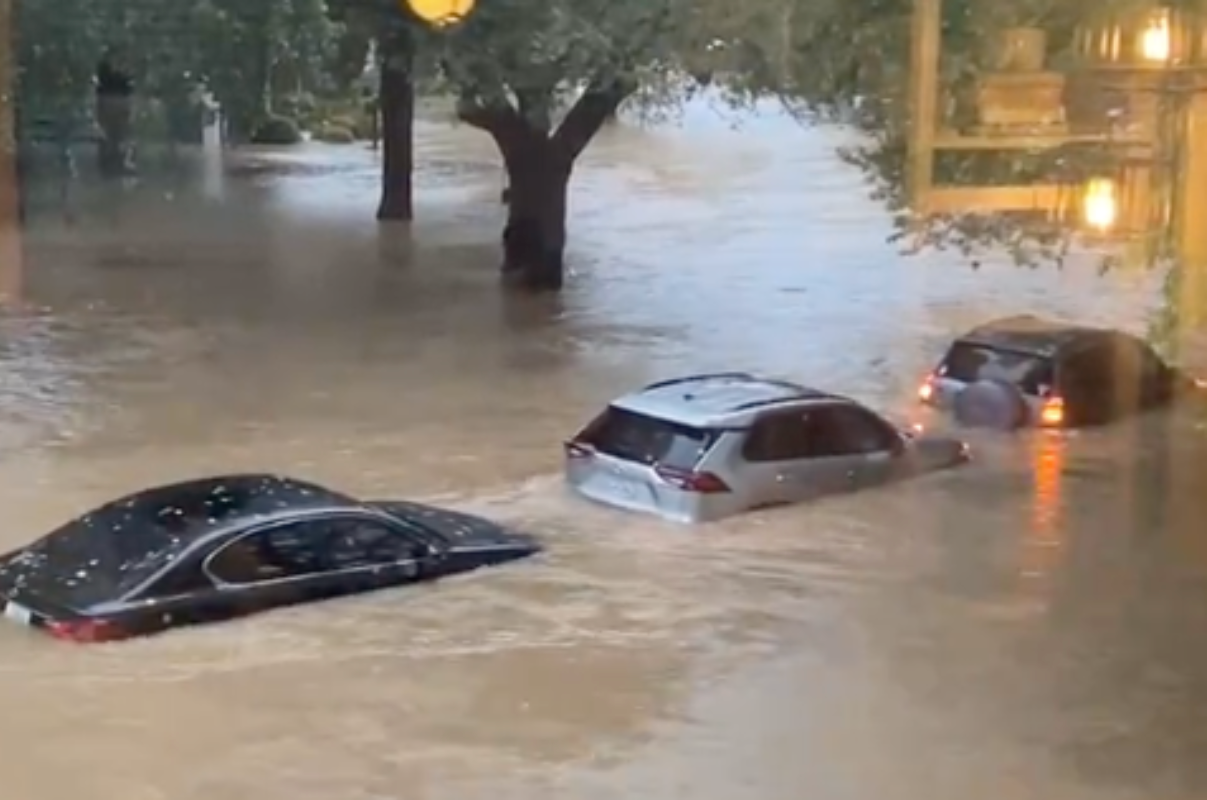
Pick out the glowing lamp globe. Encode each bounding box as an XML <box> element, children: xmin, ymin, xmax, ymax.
<box><xmin>1139</xmin><ymin>8</ymin><xmax>1172</xmax><ymax>63</ymax></box>
<box><xmin>405</xmin><ymin>0</ymin><xmax>475</xmax><ymax>27</ymax></box>
<box><xmin>1082</xmin><ymin>178</ymin><xmax>1118</xmax><ymax>233</ymax></box>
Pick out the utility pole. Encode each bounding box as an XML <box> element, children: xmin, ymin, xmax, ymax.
<box><xmin>1173</xmin><ymin>74</ymin><xmax>1207</xmax><ymax>332</ymax></box>
<box><xmin>0</xmin><ymin>0</ymin><xmax>21</xmax><ymax>305</ymax></box>
<box><xmin>906</xmin><ymin>0</ymin><xmax>940</xmax><ymax>213</ymax></box>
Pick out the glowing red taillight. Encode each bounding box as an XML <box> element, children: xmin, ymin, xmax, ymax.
<box><xmin>47</xmin><ymin>618</ymin><xmax>125</xmax><ymax>643</ymax></box>
<box><xmin>1038</xmin><ymin>396</ymin><xmax>1065</xmax><ymax>427</ymax></box>
<box><xmin>653</xmin><ymin>465</ymin><xmax>731</xmax><ymax>494</ymax></box>
<box><xmin>918</xmin><ymin>377</ymin><xmax>934</xmax><ymax>402</ymax></box>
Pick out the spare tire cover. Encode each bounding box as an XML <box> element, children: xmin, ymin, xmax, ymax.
<box><xmin>952</xmin><ymin>378</ymin><xmax>1029</xmax><ymax>431</ymax></box>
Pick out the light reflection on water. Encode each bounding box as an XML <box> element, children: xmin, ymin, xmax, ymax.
<box><xmin>0</xmin><ymin>97</ymin><xmax>1203</xmax><ymax>799</ymax></box>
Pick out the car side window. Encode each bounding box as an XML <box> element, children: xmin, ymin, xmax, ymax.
<box><xmin>743</xmin><ymin>411</ymin><xmax>815</xmax><ymax>462</ymax></box>
<box><xmin>744</xmin><ymin>408</ymin><xmax>866</xmax><ymax>461</ymax></box>
<box><xmin>826</xmin><ymin>406</ymin><xmax>901</xmax><ymax>455</ymax></box>
<box><xmin>321</xmin><ymin>517</ymin><xmax>427</xmax><ymax>569</ymax></box>
<box><xmin>142</xmin><ymin>560</ymin><xmax>215</xmax><ymax>599</ymax></box>
<box><xmin>206</xmin><ymin>521</ymin><xmax>329</xmax><ymax>584</ymax></box>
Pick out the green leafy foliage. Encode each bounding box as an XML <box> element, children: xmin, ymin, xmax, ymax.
<box><xmin>366</xmin><ymin>0</ymin><xmax>772</xmax><ymax>129</ymax></box>
<box><xmin>745</xmin><ymin>0</ymin><xmax>1207</xmax><ymax>339</ymax></box>
<box><xmin>16</xmin><ymin>0</ymin><xmax>116</xmax><ymax>133</ymax></box>
<box><xmin>250</xmin><ymin>113</ymin><xmax>303</xmax><ymax>143</ymax></box>
<box><xmin>726</xmin><ymin>0</ymin><xmax>1197</xmax><ymax>272</ymax></box>
<box><xmin>190</xmin><ymin>0</ymin><xmax>339</xmax><ymax>135</ymax></box>
<box><xmin>313</xmin><ymin>121</ymin><xmax>356</xmax><ymax>141</ymax></box>
<box><xmin>16</xmin><ymin>0</ymin><xmax>340</xmax><ymax>142</ymax></box>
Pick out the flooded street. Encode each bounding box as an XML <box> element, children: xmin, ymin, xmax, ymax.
<box><xmin>2</xmin><ymin>97</ymin><xmax>1207</xmax><ymax>799</ymax></box>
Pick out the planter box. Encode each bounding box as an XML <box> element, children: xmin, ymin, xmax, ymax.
<box><xmin>975</xmin><ymin>72</ymin><xmax>1068</xmax><ymax>131</ymax></box>
<box><xmin>995</xmin><ymin>27</ymin><xmax>1048</xmax><ymax>72</ymax></box>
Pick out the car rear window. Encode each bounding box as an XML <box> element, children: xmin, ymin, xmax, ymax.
<box><xmin>577</xmin><ymin>406</ymin><xmax>720</xmax><ymax>469</ymax></box>
<box><xmin>0</xmin><ymin>531</ymin><xmax>182</xmax><ymax>610</ymax></box>
<box><xmin>938</xmin><ymin>342</ymin><xmax>1055</xmax><ymax>396</ymax></box>
<box><xmin>0</xmin><ymin>490</ymin><xmax>222</xmax><ymax>608</ymax></box>
<box><xmin>0</xmin><ymin>477</ymin><xmax>350</xmax><ymax>609</ymax></box>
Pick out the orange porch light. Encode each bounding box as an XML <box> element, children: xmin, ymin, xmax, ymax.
<box><xmin>404</xmin><ymin>0</ymin><xmax>475</xmax><ymax>27</ymax></box>
<box><xmin>1139</xmin><ymin>8</ymin><xmax>1172</xmax><ymax>63</ymax></box>
<box><xmin>1082</xmin><ymin>178</ymin><xmax>1118</xmax><ymax>232</ymax></box>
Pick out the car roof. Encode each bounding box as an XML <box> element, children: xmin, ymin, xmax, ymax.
<box><xmin>613</xmin><ymin>372</ymin><xmax>841</xmax><ymax>427</ymax></box>
<box><xmin>956</xmin><ymin>315</ymin><xmax>1109</xmax><ymax>357</ymax></box>
<box><xmin>74</xmin><ymin>473</ymin><xmax>358</xmax><ymax>544</ymax></box>
<box><xmin>2</xmin><ymin>474</ymin><xmax>359</xmax><ymax>611</ymax></box>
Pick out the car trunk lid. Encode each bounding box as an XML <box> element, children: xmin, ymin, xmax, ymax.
<box><xmin>564</xmin><ymin>406</ymin><xmax>728</xmax><ymax>518</ymax></box>
<box><xmin>925</xmin><ymin>341</ymin><xmax>1056</xmax><ymax>408</ymax></box>
<box><xmin>0</xmin><ymin>581</ymin><xmax>104</xmax><ymax>639</ymax></box>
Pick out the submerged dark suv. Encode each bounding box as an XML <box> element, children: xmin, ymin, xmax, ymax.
<box><xmin>918</xmin><ymin>315</ymin><xmax>1205</xmax><ymax>429</ymax></box>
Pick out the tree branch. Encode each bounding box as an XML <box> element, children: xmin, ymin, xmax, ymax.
<box><xmin>551</xmin><ymin>78</ymin><xmax>636</xmax><ymax>162</ymax></box>
<box><xmin>455</xmin><ymin>94</ymin><xmax>534</xmax><ymax>149</ymax></box>
<box><xmin>515</xmin><ymin>87</ymin><xmax>553</xmax><ymax>135</ymax></box>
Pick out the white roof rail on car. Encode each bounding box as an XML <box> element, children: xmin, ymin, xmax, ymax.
<box><xmin>642</xmin><ymin>372</ymin><xmax>755</xmax><ymax>391</ymax></box>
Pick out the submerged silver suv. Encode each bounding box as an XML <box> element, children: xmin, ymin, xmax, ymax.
<box><xmin>564</xmin><ymin>372</ymin><xmax>970</xmax><ymax>523</ymax></box>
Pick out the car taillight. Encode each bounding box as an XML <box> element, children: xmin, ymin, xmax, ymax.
<box><xmin>563</xmin><ymin>440</ymin><xmax>595</xmax><ymax>459</ymax></box>
<box><xmin>1038</xmin><ymin>396</ymin><xmax>1065</xmax><ymax>427</ymax></box>
<box><xmin>47</xmin><ymin>618</ymin><xmax>125</xmax><ymax>643</ymax></box>
<box><xmin>653</xmin><ymin>465</ymin><xmax>731</xmax><ymax>494</ymax></box>
<box><xmin>918</xmin><ymin>377</ymin><xmax>934</xmax><ymax>402</ymax></box>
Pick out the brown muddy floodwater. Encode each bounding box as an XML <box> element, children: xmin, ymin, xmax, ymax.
<box><xmin>2</xmin><ymin>97</ymin><xmax>1207</xmax><ymax>800</ymax></box>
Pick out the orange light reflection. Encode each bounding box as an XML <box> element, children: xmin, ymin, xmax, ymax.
<box><xmin>1018</xmin><ymin>433</ymin><xmax>1069</xmax><ymax>604</ymax></box>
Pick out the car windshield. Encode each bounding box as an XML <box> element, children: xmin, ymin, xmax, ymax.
<box><xmin>578</xmin><ymin>407</ymin><xmax>719</xmax><ymax>469</ymax></box>
<box><xmin>0</xmin><ymin>481</ymin><xmax>267</xmax><ymax>608</ymax></box>
<box><xmin>938</xmin><ymin>342</ymin><xmax>1055</xmax><ymax>396</ymax></box>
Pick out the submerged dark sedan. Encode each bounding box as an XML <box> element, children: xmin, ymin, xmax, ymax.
<box><xmin>0</xmin><ymin>474</ymin><xmax>540</xmax><ymax>643</ymax></box>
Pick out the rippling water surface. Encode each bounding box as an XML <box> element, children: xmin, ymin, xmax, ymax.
<box><xmin>1</xmin><ymin>97</ymin><xmax>1205</xmax><ymax>799</ymax></box>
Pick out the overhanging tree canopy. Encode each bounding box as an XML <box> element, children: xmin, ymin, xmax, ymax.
<box><xmin>404</xmin><ymin>0</ymin><xmax>762</xmax><ymax>290</ymax></box>
<box><xmin>15</xmin><ymin>0</ymin><xmax>338</xmax><ymax>144</ymax></box>
<box><xmin>761</xmin><ymin>0</ymin><xmax>1204</xmax><ymax>267</ymax></box>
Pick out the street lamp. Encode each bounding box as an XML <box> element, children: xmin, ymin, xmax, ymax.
<box><xmin>1082</xmin><ymin>177</ymin><xmax>1118</xmax><ymax>232</ymax></box>
<box><xmin>404</xmin><ymin>0</ymin><xmax>475</xmax><ymax>27</ymax></box>
<box><xmin>1139</xmin><ymin>7</ymin><xmax>1172</xmax><ymax>63</ymax></box>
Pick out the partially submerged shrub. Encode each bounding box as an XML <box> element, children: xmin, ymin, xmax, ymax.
<box><xmin>249</xmin><ymin>115</ymin><xmax>302</xmax><ymax>145</ymax></box>
<box><xmin>313</xmin><ymin>124</ymin><xmax>355</xmax><ymax>143</ymax></box>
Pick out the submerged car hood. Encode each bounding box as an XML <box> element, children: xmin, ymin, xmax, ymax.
<box><xmin>368</xmin><ymin>501</ymin><xmax>538</xmax><ymax>551</ymax></box>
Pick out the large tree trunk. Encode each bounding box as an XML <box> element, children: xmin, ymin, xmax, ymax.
<box><xmin>96</xmin><ymin>56</ymin><xmax>134</xmax><ymax>177</ymax></box>
<box><xmin>96</xmin><ymin>94</ymin><xmax>132</xmax><ymax>177</ymax></box>
<box><xmin>460</xmin><ymin>80</ymin><xmax>631</xmax><ymax>292</ymax></box>
<box><xmin>500</xmin><ymin>136</ymin><xmax>570</xmax><ymax>290</ymax></box>
<box><xmin>376</xmin><ymin>35</ymin><xmax>414</xmax><ymax>221</ymax></box>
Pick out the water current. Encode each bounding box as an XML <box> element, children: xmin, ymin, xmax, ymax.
<box><xmin>0</xmin><ymin>97</ymin><xmax>1204</xmax><ymax>800</ymax></box>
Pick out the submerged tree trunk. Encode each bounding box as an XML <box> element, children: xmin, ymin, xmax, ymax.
<box><xmin>95</xmin><ymin>56</ymin><xmax>134</xmax><ymax>178</ymax></box>
<box><xmin>376</xmin><ymin>35</ymin><xmax>414</xmax><ymax>222</ymax></box>
<box><xmin>222</xmin><ymin>106</ymin><xmax>254</xmax><ymax>145</ymax></box>
<box><xmin>501</xmin><ymin>146</ymin><xmax>570</xmax><ymax>289</ymax></box>
<box><xmin>460</xmin><ymin>81</ymin><xmax>631</xmax><ymax>291</ymax></box>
